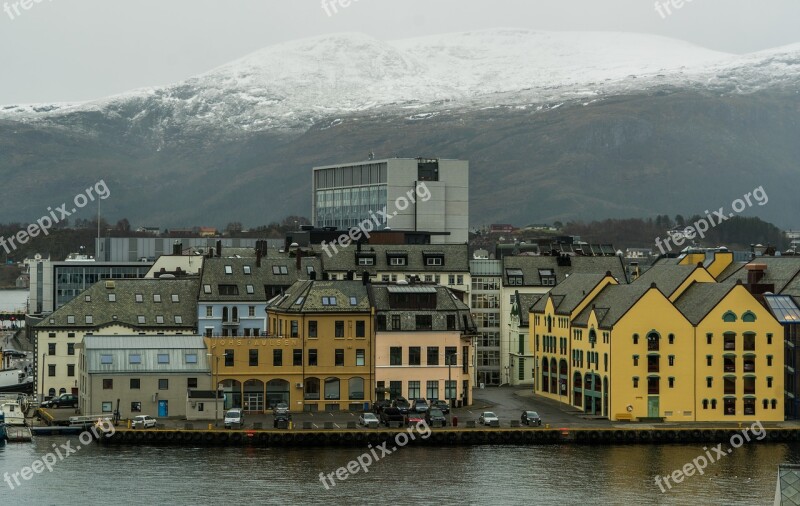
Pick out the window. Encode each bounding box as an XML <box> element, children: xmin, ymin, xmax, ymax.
<box><xmin>356</xmin><ymin>349</ymin><xmax>365</xmax><ymax>366</ymax></box>
<box><xmin>185</xmin><ymin>353</ymin><xmax>198</xmax><ymax>364</ymax></box>
<box><xmin>706</xmin><ymin>355</ymin><xmax>713</xmax><ymax>366</ymax></box>
<box><xmin>203</xmin><ymin>284</ymin><xmax>211</xmax><ymax>294</ymax></box>
<box><xmin>101</xmin><ymin>354</ymin><xmax>113</xmax><ymax>365</ymax></box>
<box><xmin>426</xmin><ymin>256</ymin><xmax>443</xmax><ymax>266</ymax></box>
<box><xmin>408</xmin><ymin>381</ymin><xmax>421</xmax><ymax>399</ymax></box>
<box><xmin>322</xmin><ymin>296</ymin><xmax>337</xmax><ymax>306</ymax></box>
<box><xmin>130</xmin><ymin>378</ymin><xmax>140</xmax><ymax>389</ymax></box>
<box><xmin>309</xmin><ymin>349</ymin><xmax>318</xmax><ymax>366</ymax></box>
<box><xmin>156</xmin><ymin>315</ymin><xmax>164</xmax><ymax>324</ymax></box>
<box><xmin>446</xmin><ymin>315</ymin><xmax>456</xmax><ymax>330</ymax></box>
<box><xmin>157</xmin><ymin>354</ymin><xmax>170</xmax><ymax>364</ymax></box>
<box><xmin>427</xmin><ymin>347</ymin><xmax>439</xmax><ymax>366</ymax></box>
<box><xmin>445</xmin><ymin>380</ymin><xmax>456</xmax><ymax>400</ymax></box>
<box><xmin>246</xmin><ymin>284</ymin><xmax>254</xmax><ymax>294</ymax></box>
<box><xmin>188</xmin><ymin>378</ymin><xmax>198</xmax><ymax>388</ymax></box>
<box><xmin>48</xmin><ymin>364</ymin><xmax>55</xmax><ymax>377</ymax></box>
<box><xmin>335</xmin><ymin>349</ymin><xmax>344</xmax><ymax>366</ymax></box>
<box><xmin>427</xmin><ymin>380</ymin><xmax>439</xmax><ymax>400</ymax></box>
<box><xmin>273</xmin><ymin>349</ymin><xmax>283</xmax><ymax>367</ymax></box>
<box><xmin>101</xmin><ymin>402</ymin><xmax>112</xmax><ymax>413</ymax></box>
<box><xmin>358</xmin><ymin>256</ymin><xmax>375</xmax><ymax>266</ymax></box>
<box><xmin>743</xmin><ymin>333</ymin><xmax>756</xmax><ymax>351</ymax></box>
<box><xmin>248</xmin><ymin>306</ymin><xmax>255</xmax><ymax>317</ymax></box>
<box><xmin>706</xmin><ymin>377</ymin><xmax>713</xmax><ymax>388</ymax></box>
<box><xmin>293</xmin><ymin>349</ymin><xmax>302</xmax><ymax>366</ymax></box>
<box><xmin>767</xmin><ymin>355</ymin><xmax>773</xmax><ymax>366</ymax></box>
<box><xmin>356</xmin><ymin>321</ymin><xmax>365</xmax><ymax>338</ymax></box>
<box><xmin>153</xmin><ymin>294</ymin><xmax>162</xmax><ymax>303</ymax></box>
<box><xmin>409</xmin><ymin>347</ymin><xmax>421</xmax><ymax>366</ymax></box>
<box><xmin>158</xmin><ymin>379</ymin><xmax>169</xmax><ymax>390</ymax></box>
<box><xmin>392</xmin><ymin>315</ymin><xmax>401</xmax><ymax>330</ymax></box>
<box><xmin>172</xmin><ymin>294</ymin><xmax>180</xmax><ymax>302</ymax></box>
<box><xmin>632</xmin><ymin>355</ymin><xmax>639</xmax><ymax>366</ymax></box>
<box><xmin>174</xmin><ymin>315</ymin><xmax>183</xmax><ymax>324</ymax></box>
<box><xmin>668</xmin><ymin>355</ymin><xmax>675</xmax><ymax>366</ymax></box>
<box><xmin>445</xmin><ymin>347</ymin><xmax>457</xmax><ymax>365</ymax></box>
<box><xmin>129</xmin><ymin>354</ymin><xmax>141</xmax><ymax>364</ymax></box>
<box><xmin>767</xmin><ymin>376</ymin><xmax>773</xmax><ymax>388</ymax></box>
<box><xmin>206</xmin><ymin>306</ymin><xmax>213</xmax><ymax>317</ymax></box>
<box><xmin>706</xmin><ymin>333</ymin><xmax>713</xmax><ymax>345</ymax></box>
<box><xmin>724</xmin><ymin>377</ymin><xmax>736</xmax><ymax>395</ymax></box>
<box><xmin>377</xmin><ymin>315</ymin><xmax>386</xmax><ymax>331</ymax></box>
<box><xmin>390</xmin><ymin>347</ymin><xmax>402</xmax><ymax>365</ymax></box>
<box><xmin>85</xmin><ymin>315</ymin><xmax>93</xmax><ymax>324</ymax></box>
<box><xmin>107</xmin><ymin>293</ymin><xmax>116</xmax><ymax>302</ymax></box>
<box><xmin>243</xmin><ymin>265</ymin><xmax>251</xmax><ymax>275</ymax></box>
<box><xmin>67</xmin><ymin>315</ymin><xmax>75</xmax><ymax>324</ymax></box>
<box><xmin>668</xmin><ymin>334</ymin><xmax>674</xmax><ymax>345</ymax></box>
<box><xmin>48</xmin><ymin>343</ymin><xmax>56</xmax><ymax>355</ymax></box>
<box><xmin>273</xmin><ymin>265</ymin><xmax>289</xmax><ymax>275</ymax></box>
<box><xmin>416</xmin><ymin>315</ymin><xmax>432</xmax><ymax>331</ymax></box>
<box><xmin>291</xmin><ymin>320</ymin><xmax>299</xmax><ymax>338</ymax></box>
<box><xmin>389</xmin><ymin>257</ymin><xmax>406</xmax><ymax>266</ymax></box>
<box><xmin>668</xmin><ymin>377</ymin><xmax>674</xmax><ymax>388</ymax></box>
<box><xmin>724</xmin><ymin>398</ymin><xmax>735</xmax><ymax>415</ymax></box>
<box><xmin>137</xmin><ymin>315</ymin><xmax>146</xmax><ymax>324</ymax></box>
<box><xmin>335</xmin><ymin>321</ymin><xmax>345</xmax><ymax>338</ymax></box>
<box><xmin>224</xmin><ymin>265</ymin><xmax>233</xmax><ymax>275</ymax></box>
<box><xmin>219</xmin><ymin>285</ymin><xmax>238</xmax><ymax>296</ymax></box>
<box><xmin>249</xmin><ymin>349</ymin><xmax>259</xmax><ymax>366</ymax></box>
<box><xmin>457</xmin><ymin>275</ymin><xmax>463</xmax><ymax>285</ymax></box>
<box><xmin>225</xmin><ymin>350</ymin><xmax>234</xmax><ymax>367</ymax></box>
<box><xmin>103</xmin><ymin>379</ymin><xmax>113</xmax><ymax>389</ymax></box>
<box><xmin>67</xmin><ymin>364</ymin><xmax>75</xmax><ymax>377</ymax></box>
<box><xmin>85</xmin><ymin>294</ymin><xmax>91</xmax><ymax>302</ymax></box>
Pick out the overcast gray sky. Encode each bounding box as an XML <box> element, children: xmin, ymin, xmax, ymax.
<box><xmin>1</xmin><ymin>0</ymin><xmax>798</xmax><ymax>104</ymax></box>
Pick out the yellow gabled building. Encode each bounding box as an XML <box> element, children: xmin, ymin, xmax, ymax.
<box><xmin>675</xmin><ymin>280</ymin><xmax>784</xmax><ymax>421</ymax></box>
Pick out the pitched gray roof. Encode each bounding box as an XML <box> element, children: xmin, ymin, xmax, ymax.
<box><xmin>673</xmin><ymin>282</ymin><xmax>736</xmax><ymax>325</ymax></box>
<box><xmin>502</xmin><ymin>255</ymin><xmax>627</xmax><ymax>287</ymax></box>
<box><xmin>722</xmin><ymin>257</ymin><xmax>800</xmax><ymax>293</ymax></box>
<box><xmin>530</xmin><ymin>273</ymin><xmax>610</xmax><ymax>314</ymax></box>
<box><xmin>267</xmin><ymin>280</ymin><xmax>371</xmax><ymax>313</ymax></box>
<box><xmin>198</xmin><ymin>256</ymin><xmax>321</xmax><ymax>302</ymax></box>
<box><xmin>37</xmin><ymin>278</ymin><xmax>200</xmax><ymax>331</ymax></box>
<box><xmin>573</xmin><ymin>283</ymin><xmax>651</xmax><ymax>328</ymax></box>
<box><xmin>516</xmin><ymin>293</ymin><xmax>543</xmax><ymax>327</ymax></box>
<box><xmin>314</xmin><ymin>243</ymin><xmax>469</xmax><ymax>275</ymax></box>
<box><xmin>632</xmin><ymin>264</ymin><xmax>702</xmax><ymax>297</ymax></box>
<box><xmin>716</xmin><ymin>261</ymin><xmax>746</xmax><ymax>282</ymax></box>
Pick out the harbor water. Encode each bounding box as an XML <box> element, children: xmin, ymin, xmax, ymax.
<box><xmin>0</xmin><ymin>438</ymin><xmax>796</xmax><ymax>505</ymax></box>
<box><xmin>0</xmin><ymin>289</ymin><xmax>27</xmax><ymax>314</ymax></box>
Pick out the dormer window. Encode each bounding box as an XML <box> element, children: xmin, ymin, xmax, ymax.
<box><xmin>506</xmin><ymin>268</ymin><xmax>524</xmax><ymax>286</ymax></box>
<box><xmin>224</xmin><ymin>265</ymin><xmax>233</xmax><ymax>275</ymax></box>
<box><xmin>538</xmin><ymin>269</ymin><xmax>556</xmax><ymax>286</ymax></box>
<box><xmin>423</xmin><ymin>252</ymin><xmax>444</xmax><ymax>266</ymax></box>
<box><xmin>387</xmin><ymin>251</ymin><xmax>408</xmax><ymax>266</ymax></box>
<box><xmin>243</xmin><ymin>266</ymin><xmax>251</xmax><ymax>275</ymax></box>
<box><xmin>272</xmin><ymin>265</ymin><xmax>289</xmax><ymax>275</ymax></box>
<box><xmin>358</xmin><ymin>256</ymin><xmax>375</xmax><ymax>266</ymax></box>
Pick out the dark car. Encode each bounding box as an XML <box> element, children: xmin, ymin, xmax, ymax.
<box><xmin>425</xmin><ymin>408</ymin><xmax>447</xmax><ymax>427</ymax></box>
<box><xmin>392</xmin><ymin>398</ymin><xmax>411</xmax><ymax>415</ymax></box>
<box><xmin>430</xmin><ymin>399</ymin><xmax>450</xmax><ymax>414</ymax></box>
<box><xmin>380</xmin><ymin>407</ymin><xmax>405</xmax><ymax>426</ymax></box>
<box><xmin>41</xmin><ymin>394</ymin><xmax>78</xmax><ymax>409</ymax></box>
<box><xmin>372</xmin><ymin>399</ymin><xmax>392</xmax><ymax>415</ymax></box>
<box><xmin>274</xmin><ymin>413</ymin><xmax>291</xmax><ymax>429</ymax></box>
<box><xmin>411</xmin><ymin>398</ymin><xmax>429</xmax><ymax>413</ymax></box>
<box><xmin>521</xmin><ymin>410</ymin><xmax>542</xmax><ymax>426</ymax></box>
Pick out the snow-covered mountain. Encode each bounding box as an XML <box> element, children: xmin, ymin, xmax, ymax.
<box><xmin>2</xmin><ymin>29</ymin><xmax>798</xmax><ymax>139</ymax></box>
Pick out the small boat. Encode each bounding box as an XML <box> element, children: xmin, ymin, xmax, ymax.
<box><xmin>0</xmin><ymin>400</ymin><xmax>25</xmax><ymax>426</ymax></box>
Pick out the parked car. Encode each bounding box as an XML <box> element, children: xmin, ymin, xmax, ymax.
<box><xmin>407</xmin><ymin>413</ymin><xmax>424</xmax><ymax>426</ymax></box>
<box><xmin>224</xmin><ymin>408</ymin><xmax>244</xmax><ymax>428</ymax></box>
<box><xmin>380</xmin><ymin>407</ymin><xmax>405</xmax><ymax>426</ymax></box>
<box><xmin>273</xmin><ymin>402</ymin><xmax>289</xmax><ymax>416</ymax></box>
<box><xmin>412</xmin><ymin>398</ymin><xmax>429</xmax><ymax>413</ymax></box>
<box><xmin>273</xmin><ymin>413</ymin><xmax>290</xmax><ymax>429</ymax></box>
<box><xmin>425</xmin><ymin>408</ymin><xmax>447</xmax><ymax>427</ymax></box>
<box><xmin>359</xmin><ymin>412</ymin><xmax>380</xmax><ymax>428</ymax></box>
<box><xmin>478</xmin><ymin>412</ymin><xmax>499</xmax><ymax>426</ymax></box>
<box><xmin>430</xmin><ymin>399</ymin><xmax>450</xmax><ymax>414</ymax></box>
<box><xmin>521</xmin><ymin>411</ymin><xmax>542</xmax><ymax>426</ymax></box>
<box><xmin>372</xmin><ymin>399</ymin><xmax>392</xmax><ymax>415</ymax></box>
<box><xmin>41</xmin><ymin>393</ymin><xmax>78</xmax><ymax>409</ymax></box>
<box><xmin>131</xmin><ymin>415</ymin><xmax>157</xmax><ymax>429</ymax></box>
<box><xmin>393</xmin><ymin>398</ymin><xmax>411</xmax><ymax>415</ymax></box>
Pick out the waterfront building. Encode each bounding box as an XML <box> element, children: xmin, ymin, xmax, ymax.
<box><xmin>311</xmin><ymin>157</ymin><xmax>469</xmax><ymax>244</ymax></box>
<box><xmin>95</xmin><ymin>237</ymin><xmax>283</xmax><ymax>262</ymax></box>
<box><xmin>372</xmin><ymin>283</ymin><xmax>476</xmax><ymax>406</ymax></box>
<box><xmin>470</xmin><ymin>259</ymin><xmax>502</xmax><ymax>386</ymax></box>
<box><xmin>501</xmin><ymin>254</ymin><xmax>627</xmax><ymax>385</ymax></box>
<box><xmin>33</xmin><ymin>278</ymin><xmax>199</xmax><ymax>400</ymax></box>
<box><xmin>507</xmin><ymin>292</ymin><xmax>542</xmax><ymax>386</ymax></box>
<box><xmin>207</xmin><ymin>279</ymin><xmax>374</xmax><ymax>413</ymax></box>
<box><xmin>77</xmin><ymin>335</ymin><xmax>215</xmax><ymax>419</ymax></box>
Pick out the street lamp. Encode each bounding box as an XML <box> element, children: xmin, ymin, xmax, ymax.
<box><xmin>207</xmin><ymin>352</ymin><xmax>222</xmax><ymax>427</ymax></box>
<box><xmin>40</xmin><ymin>353</ymin><xmax>46</xmax><ymax>403</ymax></box>
<box><xmin>446</xmin><ymin>352</ymin><xmax>456</xmax><ymax>408</ymax></box>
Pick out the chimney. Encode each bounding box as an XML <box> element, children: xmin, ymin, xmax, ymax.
<box><xmin>285</xmin><ymin>236</ymin><xmax>291</xmax><ymax>254</ymax></box>
<box><xmin>208</xmin><ymin>247</ymin><xmax>215</xmax><ymax>258</ymax></box>
<box><xmin>362</xmin><ymin>271</ymin><xmax>370</xmax><ymax>285</ymax></box>
<box><xmin>322</xmin><ymin>272</ymin><xmax>329</xmax><ymax>281</ymax></box>
<box><xmin>172</xmin><ymin>241</ymin><xmax>182</xmax><ymax>255</ymax></box>
<box><xmin>356</xmin><ymin>240</ymin><xmax>361</xmax><ymax>253</ymax></box>
<box><xmin>347</xmin><ymin>270</ymin><xmax>354</xmax><ymax>281</ymax></box>
<box><xmin>216</xmin><ymin>240</ymin><xmax>222</xmax><ymax>257</ymax></box>
<box><xmin>256</xmin><ymin>249</ymin><xmax>262</xmax><ymax>268</ymax></box>
<box><xmin>746</xmin><ymin>263</ymin><xmax>766</xmax><ymax>285</ymax></box>
<box><xmin>296</xmin><ymin>249</ymin><xmax>302</xmax><ymax>270</ymax></box>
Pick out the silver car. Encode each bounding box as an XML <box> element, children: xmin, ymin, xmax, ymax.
<box><xmin>224</xmin><ymin>408</ymin><xmax>244</xmax><ymax>428</ymax></box>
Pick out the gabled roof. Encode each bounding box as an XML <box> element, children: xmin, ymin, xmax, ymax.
<box><xmin>198</xmin><ymin>256</ymin><xmax>320</xmax><ymax>301</ymax></box>
<box><xmin>516</xmin><ymin>293</ymin><xmax>543</xmax><ymax>326</ymax></box>
<box><xmin>267</xmin><ymin>280</ymin><xmax>371</xmax><ymax>313</ymax></box>
<box><xmin>715</xmin><ymin>261</ymin><xmax>747</xmax><ymax>282</ymax></box>
<box><xmin>573</xmin><ymin>283</ymin><xmax>651</xmax><ymax>328</ymax></box>
<box><xmin>371</xmin><ymin>283</ymin><xmax>475</xmax><ymax>332</ymax></box>
<box><xmin>723</xmin><ymin>257</ymin><xmax>800</xmax><ymax>293</ymax></box>
<box><xmin>632</xmin><ymin>264</ymin><xmax>702</xmax><ymax>297</ymax></box>
<box><xmin>502</xmin><ymin>255</ymin><xmax>627</xmax><ymax>287</ymax></box>
<box><xmin>37</xmin><ymin>278</ymin><xmax>200</xmax><ymax>330</ymax></box>
<box><xmin>530</xmin><ymin>273</ymin><xmax>610</xmax><ymax>314</ymax></box>
<box><xmin>315</xmin><ymin>244</ymin><xmax>469</xmax><ymax>274</ymax></box>
<box><xmin>673</xmin><ymin>282</ymin><xmax>737</xmax><ymax>325</ymax></box>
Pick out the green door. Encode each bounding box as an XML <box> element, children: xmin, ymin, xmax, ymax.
<box><xmin>648</xmin><ymin>397</ymin><xmax>659</xmax><ymax>418</ymax></box>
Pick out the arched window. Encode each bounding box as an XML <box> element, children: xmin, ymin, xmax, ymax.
<box><xmin>771</xmin><ymin>399</ymin><xmax>778</xmax><ymax>409</ymax></box>
<box><xmin>222</xmin><ymin>306</ymin><xmax>229</xmax><ymax>323</ymax></box>
<box><xmin>647</xmin><ymin>332</ymin><xmax>660</xmax><ymax>351</ymax></box>
<box><xmin>702</xmin><ymin>399</ymin><xmax>708</xmax><ymax>409</ymax></box>
<box><xmin>232</xmin><ymin>307</ymin><xmax>239</xmax><ymax>322</ymax></box>
<box><xmin>723</xmin><ymin>311</ymin><xmax>737</xmax><ymax>322</ymax></box>
<box><xmin>304</xmin><ymin>377</ymin><xmax>320</xmax><ymax>400</ymax></box>
<box><xmin>324</xmin><ymin>377</ymin><xmax>340</xmax><ymax>400</ymax></box>
<box><xmin>348</xmin><ymin>377</ymin><xmax>364</xmax><ymax>400</ymax></box>
<box><xmin>742</xmin><ymin>311</ymin><xmax>757</xmax><ymax>322</ymax></box>
<box><xmin>711</xmin><ymin>399</ymin><xmax>717</xmax><ymax>409</ymax></box>
<box><xmin>763</xmin><ymin>399</ymin><xmax>769</xmax><ymax>409</ymax></box>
